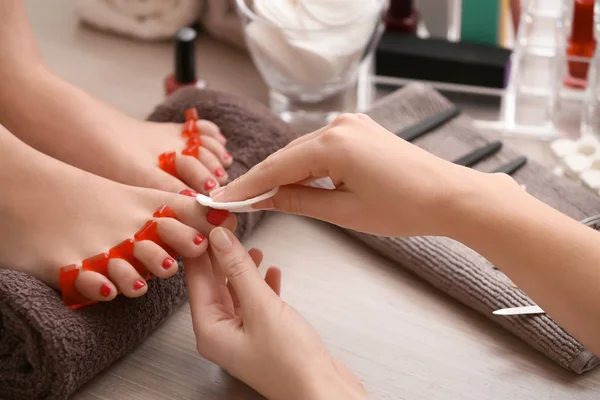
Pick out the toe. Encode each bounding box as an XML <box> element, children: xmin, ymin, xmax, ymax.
<box><xmin>133</xmin><ymin>240</ymin><xmax>179</xmax><ymax>279</ymax></box>
<box><xmin>197</xmin><ymin>120</ymin><xmax>227</xmax><ymax>145</ymax></box>
<box><xmin>156</xmin><ymin>217</ymin><xmax>208</xmax><ymax>258</ymax></box>
<box><xmin>201</xmin><ymin>136</ymin><xmax>232</xmax><ymax>167</ymax></box>
<box><xmin>74</xmin><ymin>271</ymin><xmax>118</xmax><ymax>302</ymax></box>
<box><xmin>198</xmin><ymin>147</ymin><xmax>228</xmax><ymax>185</ymax></box>
<box><xmin>107</xmin><ymin>258</ymin><xmax>148</xmax><ymax>298</ymax></box>
<box><xmin>160</xmin><ymin>194</ymin><xmax>238</xmax><ymax>235</ymax></box>
<box><xmin>176</xmin><ymin>154</ymin><xmax>220</xmax><ymax>195</ymax></box>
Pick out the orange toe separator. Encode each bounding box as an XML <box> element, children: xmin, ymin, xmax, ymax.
<box><xmin>158</xmin><ymin>151</ymin><xmax>179</xmax><ymax>178</ymax></box>
<box><xmin>185</xmin><ymin>107</ymin><xmax>199</xmax><ymax>122</ymax></box>
<box><xmin>59</xmin><ymin>205</ymin><xmax>180</xmax><ymax>309</ymax></box>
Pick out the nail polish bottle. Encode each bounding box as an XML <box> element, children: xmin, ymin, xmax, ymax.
<box><xmin>384</xmin><ymin>0</ymin><xmax>419</xmax><ymax>35</ymax></box>
<box><xmin>564</xmin><ymin>0</ymin><xmax>596</xmax><ymax>89</ymax></box>
<box><xmin>164</xmin><ymin>27</ymin><xmax>206</xmax><ymax>96</ymax></box>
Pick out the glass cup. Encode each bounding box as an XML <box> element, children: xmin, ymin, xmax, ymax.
<box><xmin>236</xmin><ymin>0</ymin><xmax>386</xmax><ymax>126</ymax></box>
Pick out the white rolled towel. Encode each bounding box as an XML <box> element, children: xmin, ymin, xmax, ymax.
<box><xmin>75</xmin><ymin>0</ymin><xmax>204</xmax><ymax>41</ymax></box>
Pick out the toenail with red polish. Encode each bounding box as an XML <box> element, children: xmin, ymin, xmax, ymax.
<box><xmin>193</xmin><ymin>233</ymin><xmax>206</xmax><ymax>245</ymax></box>
<box><xmin>100</xmin><ymin>284</ymin><xmax>112</xmax><ymax>297</ymax></box>
<box><xmin>158</xmin><ymin>151</ymin><xmax>178</xmax><ymax>177</ymax></box>
<box><xmin>223</xmin><ymin>152</ymin><xmax>232</xmax><ymax>160</ymax></box>
<box><xmin>185</xmin><ymin>107</ymin><xmax>199</xmax><ymax>122</ymax></box>
<box><xmin>162</xmin><ymin>257</ymin><xmax>175</xmax><ymax>270</ymax></box>
<box><xmin>204</xmin><ymin>179</ymin><xmax>217</xmax><ymax>191</ymax></box>
<box><xmin>206</xmin><ymin>209</ymin><xmax>230</xmax><ymax>226</ymax></box>
<box><xmin>133</xmin><ymin>280</ymin><xmax>146</xmax><ymax>290</ymax></box>
<box><xmin>82</xmin><ymin>253</ymin><xmax>110</xmax><ymax>277</ymax></box>
<box><xmin>153</xmin><ymin>205</ymin><xmax>179</xmax><ymax>220</ymax></box>
<box><xmin>179</xmin><ymin>189</ymin><xmax>199</xmax><ymax>197</ymax></box>
<box><xmin>182</xmin><ymin>144</ymin><xmax>200</xmax><ymax>158</ymax></box>
<box><xmin>214</xmin><ymin>168</ymin><xmax>226</xmax><ymax>177</ymax></box>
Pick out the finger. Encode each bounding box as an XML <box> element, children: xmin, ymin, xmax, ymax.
<box><xmin>197</xmin><ymin>119</ymin><xmax>227</xmax><ymax>144</ymax></box>
<box><xmin>228</xmin><ymin>248</ymin><xmax>263</xmax><ymax>311</ymax></box>
<box><xmin>248</xmin><ymin>248</ymin><xmax>264</xmax><ymax>267</ymax></box>
<box><xmin>264</xmin><ymin>267</ymin><xmax>281</xmax><ymax>296</ymax></box>
<box><xmin>209</xmin><ymin>228</ymin><xmax>276</xmax><ymax>313</ymax></box>
<box><xmin>176</xmin><ymin>154</ymin><xmax>220</xmax><ymax>195</ymax></box>
<box><xmin>251</xmin><ymin>184</ymin><xmax>356</xmax><ymax>222</ymax></box>
<box><xmin>209</xmin><ymin>250</ymin><xmax>234</xmax><ymax>313</ymax></box>
<box><xmin>198</xmin><ymin>147</ymin><xmax>228</xmax><ymax>184</ymax></box>
<box><xmin>184</xmin><ymin>254</ymin><xmax>220</xmax><ymax>310</ymax></box>
<box><xmin>213</xmin><ymin>141</ymin><xmax>324</xmax><ymax>203</ymax></box>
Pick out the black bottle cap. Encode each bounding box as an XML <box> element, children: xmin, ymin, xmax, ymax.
<box><xmin>174</xmin><ymin>27</ymin><xmax>197</xmax><ymax>84</ymax></box>
<box><xmin>389</xmin><ymin>0</ymin><xmax>414</xmax><ymax>19</ymax></box>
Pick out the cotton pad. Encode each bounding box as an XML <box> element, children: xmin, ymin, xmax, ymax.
<box><xmin>196</xmin><ymin>187</ymin><xmax>279</xmax><ymax>213</ymax></box>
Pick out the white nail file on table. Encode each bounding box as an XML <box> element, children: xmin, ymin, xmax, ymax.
<box><xmin>195</xmin><ymin>187</ymin><xmax>279</xmax><ymax>213</ymax></box>
<box><xmin>493</xmin><ymin>305</ymin><xmax>545</xmax><ymax>316</ymax></box>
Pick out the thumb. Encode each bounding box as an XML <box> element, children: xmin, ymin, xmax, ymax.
<box><xmin>209</xmin><ymin>227</ymin><xmax>275</xmax><ymax>311</ymax></box>
<box><xmin>254</xmin><ymin>185</ymin><xmax>355</xmax><ymax>224</ymax></box>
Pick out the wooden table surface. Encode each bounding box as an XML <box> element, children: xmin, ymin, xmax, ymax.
<box><xmin>25</xmin><ymin>1</ymin><xmax>600</xmax><ymax>399</ymax></box>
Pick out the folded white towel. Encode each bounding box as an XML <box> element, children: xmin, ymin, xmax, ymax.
<box><xmin>75</xmin><ymin>0</ymin><xmax>204</xmax><ymax>40</ymax></box>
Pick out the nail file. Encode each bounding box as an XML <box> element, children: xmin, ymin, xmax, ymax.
<box><xmin>452</xmin><ymin>141</ymin><xmax>503</xmax><ymax>167</ymax></box>
<box><xmin>493</xmin><ymin>305</ymin><xmax>545</xmax><ymax>316</ymax></box>
<box><xmin>491</xmin><ymin>155</ymin><xmax>528</xmax><ymax>175</ymax></box>
<box><xmin>195</xmin><ymin>187</ymin><xmax>279</xmax><ymax>213</ymax></box>
<box><xmin>396</xmin><ymin>107</ymin><xmax>461</xmax><ymax>142</ymax></box>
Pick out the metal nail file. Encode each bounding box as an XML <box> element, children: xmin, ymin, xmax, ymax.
<box><xmin>452</xmin><ymin>141</ymin><xmax>503</xmax><ymax>167</ymax></box>
<box><xmin>491</xmin><ymin>156</ymin><xmax>528</xmax><ymax>175</ymax></box>
<box><xmin>493</xmin><ymin>305</ymin><xmax>545</xmax><ymax>316</ymax></box>
<box><xmin>396</xmin><ymin>107</ymin><xmax>461</xmax><ymax>142</ymax></box>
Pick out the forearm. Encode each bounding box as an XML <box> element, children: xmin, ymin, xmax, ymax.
<box><xmin>449</xmin><ymin>173</ymin><xmax>600</xmax><ymax>355</ymax></box>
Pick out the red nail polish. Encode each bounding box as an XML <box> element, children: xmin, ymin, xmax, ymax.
<box><xmin>193</xmin><ymin>233</ymin><xmax>206</xmax><ymax>245</ymax></box>
<box><xmin>214</xmin><ymin>168</ymin><xmax>226</xmax><ymax>177</ymax></box>
<box><xmin>162</xmin><ymin>257</ymin><xmax>175</xmax><ymax>269</ymax></box>
<box><xmin>204</xmin><ymin>179</ymin><xmax>217</xmax><ymax>191</ymax></box>
<box><xmin>223</xmin><ymin>152</ymin><xmax>232</xmax><ymax>160</ymax></box>
<box><xmin>179</xmin><ymin>189</ymin><xmax>199</xmax><ymax>197</ymax></box>
<box><xmin>100</xmin><ymin>283</ymin><xmax>111</xmax><ymax>297</ymax></box>
<box><xmin>133</xmin><ymin>280</ymin><xmax>146</xmax><ymax>290</ymax></box>
<box><xmin>164</xmin><ymin>28</ymin><xmax>207</xmax><ymax>96</ymax></box>
<box><xmin>565</xmin><ymin>0</ymin><xmax>596</xmax><ymax>89</ymax></box>
<box><xmin>385</xmin><ymin>0</ymin><xmax>419</xmax><ymax>34</ymax></box>
<box><xmin>206</xmin><ymin>209</ymin><xmax>230</xmax><ymax>226</ymax></box>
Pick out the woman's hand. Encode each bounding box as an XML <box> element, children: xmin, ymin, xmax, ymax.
<box><xmin>211</xmin><ymin>113</ymin><xmax>507</xmax><ymax>237</ymax></box>
<box><xmin>185</xmin><ymin>228</ymin><xmax>367</xmax><ymax>400</ymax></box>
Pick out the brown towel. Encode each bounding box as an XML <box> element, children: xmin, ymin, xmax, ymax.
<box><xmin>351</xmin><ymin>83</ymin><xmax>600</xmax><ymax>373</ymax></box>
<box><xmin>0</xmin><ymin>87</ymin><xmax>295</xmax><ymax>400</ymax></box>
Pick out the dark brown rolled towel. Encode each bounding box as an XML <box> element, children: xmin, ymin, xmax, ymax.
<box><xmin>0</xmin><ymin>87</ymin><xmax>295</xmax><ymax>400</ymax></box>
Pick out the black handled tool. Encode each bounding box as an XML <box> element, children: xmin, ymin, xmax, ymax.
<box><xmin>491</xmin><ymin>156</ymin><xmax>528</xmax><ymax>175</ymax></box>
<box><xmin>452</xmin><ymin>141</ymin><xmax>503</xmax><ymax>167</ymax></box>
<box><xmin>396</xmin><ymin>107</ymin><xmax>461</xmax><ymax>142</ymax></box>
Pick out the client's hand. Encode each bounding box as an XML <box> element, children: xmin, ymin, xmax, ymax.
<box><xmin>210</xmin><ymin>113</ymin><xmax>512</xmax><ymax>237</ymax></box>
<box><xmin>185</xmin><ymin>228</ymin><xmax>367</xmax><ymax>400</ymax></box>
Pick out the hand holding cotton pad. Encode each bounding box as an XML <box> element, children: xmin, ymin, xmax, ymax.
<box><xmin>196</xmin><ymin>187</ymin><xmax>279</xmax><ymax>212</ymax></box>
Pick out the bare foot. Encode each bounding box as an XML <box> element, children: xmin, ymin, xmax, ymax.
<box><xmin>0</xmin><ymin>127</ymin><xmax>236</xmax><ymax>304</ymax></box>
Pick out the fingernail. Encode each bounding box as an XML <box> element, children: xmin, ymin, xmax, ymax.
<box><xmin>193</xmin><ymin>233</ymin><xmax>206</xmax><ymax>245</ymax></box>
<box><xmin>204</xmin><ymin>179</ymin><xmax>217</xmax><ymax>191</ymax></box>
<box><xmin>100</xmin><ymin>283</ymin><xmax>111</xmax><ymax>297</ymax></box>
<box><xmin>223</xmin><ymin>152</ymin><xmax>232</xmax><ymax>160</ymax></box>
<box><xmin>133</xmin><ymin>280</ymin><xmax>146</xmax><ymax>290</ymax></box>
<box><xmin>206</xmin><ymin>209</ymin><xmax>230</xmax><ymax>226</ymax></box>
<box><xmin>210</xmin><ymin>186</ymin><xmax>226</xmax><ymax>199</ymax></box>
<box><xmin>179</xmin><ymin>189</ymin><xmax>199</xmax><ymax>197</ymax></box>
<box><xmin>214</xmin><ymin>168</ymin><xmax>226</xmax><ymax>178</ymax></box>
<box><xmin>162</xmin><ymin>257</ymin><xmax>175</xmax><ymax>270</ymax></box>
<box><xmin>211</xmin><ymin>227</ymin><xmax>233</xmax><ymax>250</ymax></box>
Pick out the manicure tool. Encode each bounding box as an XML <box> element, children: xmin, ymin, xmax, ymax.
<box><xmin>396</xmin><ymin>107</ymin><xmax>461</xmax><ymax>142</ymax></box>
<box><xmin>494</xmin><ymin>213</ymin><xmax>600</xmax><ymax>316</ymax></box>
<box><xmin>491</xmin><ymin>156</ymin><xmax>528</xmax><ymax>175</ymax></box>
<box><xmin>452</xmin><ymin>141</ymin><xmax>503</xmax><ymax>167</ymax></box>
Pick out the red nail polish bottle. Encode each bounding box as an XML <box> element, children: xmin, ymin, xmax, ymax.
<box><xmin>564</xmin><ymin>0</ymin><xmax>596</xmax><ymax>89</ymax></box>
<box><xmin>164</xmin><ymin>27</ymin><xmax>207</xmax><ymax>96</ymax></box>
<box><xmin>385</xmin><ymin>0</ymin><xmax>419</xmax><ymax>35</ymax></box>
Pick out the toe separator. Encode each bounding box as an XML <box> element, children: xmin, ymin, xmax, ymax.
<box><xmin>59</xmin><ymin>265</ymin><xmax>96</xmax><ymax>309</ymax></box>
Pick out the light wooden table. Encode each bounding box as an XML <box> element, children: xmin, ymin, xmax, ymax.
<box><xmin>25</xmin><ymin>1</ymin><xmax>600</xmax><ymax>399</ymax></box>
